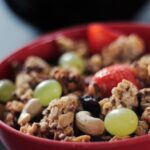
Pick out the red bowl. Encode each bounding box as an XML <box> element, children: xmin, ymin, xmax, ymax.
<box><xmin>1</xmin><ymin>23</ymin><xmax>150</xmax><ymax>150</ymax></box>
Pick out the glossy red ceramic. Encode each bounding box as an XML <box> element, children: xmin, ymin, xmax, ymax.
<box><xmin>0</xmin><ymin>23</ymin><xmax>150</xmax><ymax>150</ymax></box>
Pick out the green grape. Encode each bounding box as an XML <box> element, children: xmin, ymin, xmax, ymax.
<box><xmin>34</xmin><ymin>79</ymin><xmax>62</xmax><ymax>106</ymax></box>
<box><xmin>104</xmin><ymin>108</ymin><xmax>138</xmax><ymax>137</ymax></box>
<box><xmin>0</xmin><ymin>79</ymin><xmax>15</xmax><ymax>102</ymax></box>
<box><xmin>59</xmin><ymin>52</ymin><xmax>85</xmax><ymax>74</ymax></box>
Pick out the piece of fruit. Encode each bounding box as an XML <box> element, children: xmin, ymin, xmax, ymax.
<box><xmin>59</xmin><ymin>52</ymin><xmax>85</xmax><ymax>74</ymax></box>
<box><xmin>80</xmin><ymin>95</ymin><xmax>100</xmax><ymax>116</ymax></box>
<box><xmin>104</xmin><ymin>108</ymin><xmax>138</xmax><ymax>136</ymax></box>
<box><xmin>0</xmin><ymin>79</ymin><xmax>15</xmax><ymax>102</ymax></box>
<box><xmin>90</xmin><ymin>64</ymin><xmax>139</xmax><ymax>97</ymax></box>
<box><xmin>34</xmin><ymin>79</ymin><xmax>62</xmax><ymax>106</ymax></box>
<box><xmin>87</xmin><ymin>24</ymin><xmax>119</xmax><ymax>54</ymax></box>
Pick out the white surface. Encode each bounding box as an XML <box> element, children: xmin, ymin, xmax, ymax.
<box><xmin>0</xmin><ymin>0</ymin><xmax>39</xmax><ymax>60</ymax></box>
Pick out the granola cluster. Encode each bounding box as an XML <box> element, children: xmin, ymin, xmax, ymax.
<box><xmin>137</xmin><ymin>88</ymin><xmax>150</xmax><ymax>109</ymax></box>
<box><xmin>99</xmin><ymin>80</ymin><xmax>138</xmax><ymax>115</ymax></box>
<box><xmin>41</xmin><ymin>94</ymin><xmax>79</xmax><ymax>139</ymax></box>
<box><xmin>102</xmin><ymin>34</ymin><xmax>144</xmax><ymax>66</ymax></box>
<box><xmin>135</xmin><ymin>120</ymin><xmax>149</xmax><ymax>136</ymax></box>
<box><xmin>20</xmin><ymin>94</ymin><xmax>81</xmax><ymax>140</ymax></box>
<box><xmin>86</xmin><ymin>54</ymin><xmax>103</xmax><ymax>74</ymax></box>
<box><xmin>56</xmin><ymin>36</ymin><xmax>89</xmax><ymax>57</ymax></box>
<box><xmin>132</xmin><ymin>55</ymin><xmax>150</xmax><ymax>86</ymax></box>
<box><xmin>4</xmin><ymin>100</ymin><xmax>24</xmax><ymax>127</ymax></box>
<box><xmin>14</xmin><ymin>56</ymin><xmax>51</xmax><ymax>103</ymax></box>
<box><xmin>141</xmin><ymin>107</ymin><xmax>150</xmax><ymax>123</ymax></box>
<box><xmin>50</xmin><ymin>67</ymin><xmax>85</xmax><ymax>95</ymax></box>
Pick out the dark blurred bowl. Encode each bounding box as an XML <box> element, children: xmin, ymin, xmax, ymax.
<box><xmin>5</xmin><ymin>0</ymin><xmax>148</xmax><ymax>30</ymax></box>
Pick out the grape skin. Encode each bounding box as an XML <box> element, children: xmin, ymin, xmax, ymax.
<box><xmin>104</xmin><ymin>108</ymin><xmax>138</xmax><ymax>137</ymax></box>
<box><xmin>0</xmin><ymin>79</ymin><xmax>15</xmax><ymax>102</ymax></box>
<box><xmin>59</xmin><ymin>52</ymin><xmax>85</xmax><ymax>74</ymax></box>
<box><xmin>34</xmin><ymin>79</ymin><xmax>62</xmax><ymax>106</ymax></box>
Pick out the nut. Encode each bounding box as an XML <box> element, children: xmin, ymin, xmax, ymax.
<box><xmin>18</xmin><ymin>98</ymin><xmax>42</xmax><ymax>125</ymax></box>
<box><xmin>72</xmin><ymin>135</ymin><xmax>91</xmax><ymax>142</ymax></box>
<box><xmin>76</xmin><ymin>111</ymin><xmax>104</xmax><ymax>135</ymax></box>
<box><xmin>64</xmin><ymin>135</ymin><xmax>91</xmax><ymax>142</ymax></box>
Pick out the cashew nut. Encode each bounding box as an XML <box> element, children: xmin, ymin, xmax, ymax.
<box><xmin>18</xmin><ymin>98</ymin><xmax>42</xmax><ymax>125</ymax></box>
<box><xmin>76</xmin><ymin>111</ymin><xmax>104</xmax><ymax>135</ymax></box>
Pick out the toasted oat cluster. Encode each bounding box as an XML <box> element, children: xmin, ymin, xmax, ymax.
<box><xmin>1</xmin><ymin>25</ymin><xmax>150</xmax><ymax>142</ymax></box>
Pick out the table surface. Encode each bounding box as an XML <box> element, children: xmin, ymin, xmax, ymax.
<box><xmin>0</xmin><ymin>0</ymin><xmax>150</xmax><ymax>149</ymax></box>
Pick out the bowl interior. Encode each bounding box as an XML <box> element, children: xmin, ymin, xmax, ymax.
<box><xmin>1</xmin><ymin>23</ymin><xmax>150</xmax><ymax>79</ymax></box>
<box><xmin>1</xmin><ymin>23</ymin><xmax>150</xmax><ymax>150</ymax></box>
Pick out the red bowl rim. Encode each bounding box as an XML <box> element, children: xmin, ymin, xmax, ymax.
<box><xmin>1</xmin><ymin>22</ymin><xmax>150</xmax><ymax>148</ymax></box>
<box><xmin>1</xmin><ymin>120</ymin><xmax>150</xmax><ymax>148</ymax></box>
<box><xmin>1</xmin><ymin>22</ymin><xmax>150</xmax><ymax>63</ymax></box>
